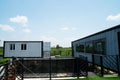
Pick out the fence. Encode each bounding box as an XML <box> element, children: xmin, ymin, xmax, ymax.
<box><xmin>14</xmin><ymin>57</ymin><xmax>88</xmax><ymax>80</ymax></box>
<box><xmin>92</xmin><ymin>54</ymin><xmax>120</xmax><ymax>76</ymax></box>
<box><xmin>0</xmin><ymin>63</ymin><xmax>9</xmax><ymax>80</ymax></box>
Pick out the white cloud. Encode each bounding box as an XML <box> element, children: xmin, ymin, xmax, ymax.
<box><xmin>71</xmin><ymin>27</ymin><xmax>77</xmax><ymax>30</ymax></box>
<box><xmin>60</xmin><ymin>25</ymin><xmax>77</xmax><ymax>31</ymax></box>
<box><xmin>9</xmin><ymin>15</ymin><xmax>28</xmax><ymax>26</ymax></box>
<box><xmin>39</xmin><ymin>36</ymin><xmax>58</xmax><ymax>47</ymax></box>
<box><xmin>39</xmin><ymin>36</ymin><xmax>57</xmax><ymax>42</ymax></box>
<box><xmin>106</xmin><ymin>14</ymin><xmax>120</xmax><ymax>21</ymax></box>
<box><xmin>0</xmin><ymin>24</ymin><xmax>14</xmax><ymax>31</ymax></box>
<box><xmin>61</xmin><ymin>27</ymin><xmax>69</xmax><ymax>31</ymax></box>
<box><xmin>22</xmin><ymin>28</ymin><xmax>31</xmax><ymax>33</ymax></box>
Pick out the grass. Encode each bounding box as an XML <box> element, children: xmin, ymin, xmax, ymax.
<box><xmin>0</xmin><ymin>47</ymin><xmax>10</xmax><ymax>65</ymax></box>
<box><xmin>0</xmin><ymin>47</ymin><xmax>3</xmax><ymax>55</ymax></box>
<box><xmin>0</xmin><ymin>58</ymin><xmax>10</xmax><ymax>65</ymax></box>
<box><xmin>63</xmin><ymin>76</ymin><xmax>120</xmax><ymax>80</ymax></box>
<box><xmin>51</xmin><ymin>47</ymin><xmax>72</xmax><ymax>57</ymax></box>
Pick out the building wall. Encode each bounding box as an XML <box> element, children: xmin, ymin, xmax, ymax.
<box><xmin>43</xmin><ymin>42</ymin><xmax>50</xmax><ymax>58</ymax></box>
<box><xmin>72</xmin><ymin>26</ymin><xmax>120</xmax><ymax>62</ymax></box>
<box><xmin>4</xmin><ymin>41</ymin><xmax>43</xmax><ymax>58</ymax></box>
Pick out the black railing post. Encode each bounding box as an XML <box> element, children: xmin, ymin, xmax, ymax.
<box><xmin>21</xmin><ymin>58</ymin><xmax>24</xmax><ymax>80</ymax></box>
<box><xmin>4</xmin><ymin>63</ymin><xmax>8</xmax><ymax>80</ymax></box>
<box><xmin>77</xmin><ymin>58</ymin><xmax>79</xmax><ymax>79</ymax></box>
<box><xmin>92</xmin><ymin>54</ymin><xmax>95</xmax><ymax>72</ymax></box>
<box><xmin>86</xmin><ymin>57</ymin><xmax>88</xmax><ymax>77</ymax></box>
<box><xmin>100</xmin><ymin>56</ymin><xmax>104</xmax><ymax>77</ymax></box>
<box><xmin>49</xmin><ymin>57</ymin><xmax>51</xmax><ymax>80</ymax></box>
<box><xmin>73</xmin><ymin>58</ymin><xmax>77</xmax><ymax>76</ymax></box>
<box><xmin>56</xmin><ymin>59</ymin><xmax>58</xmax><ymax>73</ymax></box>
<box><xmin>116</xmin><ymin>55</ymin><xmax>120</xmax><ymax>76</ymax></box>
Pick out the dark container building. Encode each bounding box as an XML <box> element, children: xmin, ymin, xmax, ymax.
<box><xmin>72</xmin><ymin>25</ymin><xmax>120</xmax><ymax>73</ymax></box>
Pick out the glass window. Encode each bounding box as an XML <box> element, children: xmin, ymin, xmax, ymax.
<box><xmin>94</xmin><ymin>39</ymin><xmax>106</xmax><ymax>54</ymax></box>
<box><xmin>85</xmin><ymin>42</ymin><xmax>93</xmax><ymax>53</ymax></box>
<box><xmin>10</xmin><ymin>44</ymin><xmax>15</xmax><ymax>50</ymax></box>
<box><xmin>76</xmin><ymin>44</ymin><xmax>85</xmax><ymax>52</ymax></box>
<box><xmin>21</xmin><ymin>44</ymin><xmax>27</xmax><ymax>50</ymax></box>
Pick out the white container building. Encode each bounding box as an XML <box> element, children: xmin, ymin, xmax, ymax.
<box><xmin>4</xmin><ymin>41</ymin><xmax>50</xmax><ymax>58</ymax></box>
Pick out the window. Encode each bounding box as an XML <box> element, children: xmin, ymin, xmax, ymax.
<box><xmin>94</xmin><ymin>39</ymin><xmax>106</xmax><ymax>54</ymax></box>
<box><xmin>85</xmin><ymin>42</ymin><xmax>93</xmax><ymax>53</ymax></box>
<box><xmin>21</xmin><ymin>44</ymin><xmax>27</xmax><ymax>50</ymax></box>
<box><xmin>10</xmin><ymin>44</ymin><xmax>15</xmax><ymax>50</ymax></box>
<box><xmin>76</xmin><ymin>44</ymin><xmax>85</xmax><ymax>52</ymax></box>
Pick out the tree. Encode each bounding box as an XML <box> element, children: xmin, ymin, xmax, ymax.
<box><xmin>56</xmin><ymin>44</ymin><xmax>62</xmax><ymax>49</ymax></box>
<box><xmin>55</xmin><ymin>44</ymin><xmax>62</xmax><ymax>56</ymax></box>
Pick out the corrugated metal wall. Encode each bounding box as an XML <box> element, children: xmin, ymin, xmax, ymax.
<box><xmin>72</xmin><ymin>27</ymin><xmax>120</xmax><ymax>60</ymax></box>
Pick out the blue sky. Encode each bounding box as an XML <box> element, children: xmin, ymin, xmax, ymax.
<box><xmin>0</xmin><ymin>0</ymin><xmax>120</xmax><ymax>47</ymax></box>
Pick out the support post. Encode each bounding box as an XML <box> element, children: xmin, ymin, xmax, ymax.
<box><xmin>49</xmin><ymin>57</ymin><xmax>51</xmax><ymax>80</ymax></box>
<box><xmin>77</xmin><ymin>58</ymin><xmax>79</xmax><ymax>79</ymax></box>
<box><xmin>100</xmin><ymin>56</ymin><xmax>104</xmax><ymax>77</ymax></box>
<box><xmin>73</xmin><ymin>58</ymin><xmax>77</xmax><ymax>76</ymax></box>
<box><xmin>116</xmin><ymin>55</ymin><xmax>120</xmax><ymax>76</ymax></box>
<box><xmin>86</xmin><ymin>57</ymin><xmax>88</xmax><ymax>77</ymax></box>
<box><xmin>92</xmin><ymin>54</ymin><xmax>95</xmax><ymax>72</ymax></box>
<box><xmin>4</xmin><ymin>63</ymin><xmax>8</xmax><ymax>80</ymax></box>
<box><xmin>21</xmin><ymin>58</ymin><xmax>24</xmax><ymax>80</ymax></box>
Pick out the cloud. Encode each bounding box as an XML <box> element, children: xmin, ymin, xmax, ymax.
<box><xmin>61</xmin><ymin>27</ymin><xmax>69</xmax><ymax>31</ymax></box>
<box><xmin>39</xmin><ymin>36</ymin><xmax>58</xmax><ymax>47</ymax></box>
<box><xmin>9</xmin><ymin>15</ymin><xmax>28</xmax><ymax>26</ymax></box>
<box><xmin>71</xmin><ymin>27</ymin><xmax>77</xmax><ymax>30</ymax></box>
<box><xmin>39</xmin><ymin>36</ymin><xmax>57</xmax><ymax>42</ymax></box>
<box><xmin>22</xmin><ymin>28</ymin><xmax>31</xmax><ymax>33</ymax></box>
<box><xmin>60</xmin><ymin>25</ymin><xmax>77</xmax><ymax>31</ymax></box>
<box><xmin>0</xmin><ymin>24</ymin><xmax>14</xmax><ymax>31</ymax></box>
<box><xmin>106</xmin><ymin>14</ymin><xmax>120</xmax><ymax>21</ymax></box>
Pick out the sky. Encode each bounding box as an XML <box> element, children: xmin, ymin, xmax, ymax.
<box><xmin>0</xmin><ymin>0</ymin><xmax>120</xmax><ymax>47</ymax></box>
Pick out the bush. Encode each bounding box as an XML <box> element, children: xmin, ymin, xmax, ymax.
<box><xmin>0</xmin><ymin>58</ymin><xmax>10</xmax><ymax>65</ymax></box>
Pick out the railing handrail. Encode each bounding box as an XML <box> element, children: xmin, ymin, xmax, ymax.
<box><xmin>0</xmin><ymin>65</ymin><xmax>5</xmax><ymax>80</ymax></box>
<box><xmin>0</xmin><ymin>62</ymin><xmax>10</xmax><ymax>80</ymax></box>
<box><xmin>93</xmin><ymin>54</ymin><xmax>119</xmax><ymax>57</ymax></box>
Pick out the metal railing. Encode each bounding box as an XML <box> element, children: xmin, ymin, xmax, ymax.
<box><xmin>0</xmin><ymin>56</ymin><xmax>88</xmax><ymax>80</ymax></box>
<box><xmin>15</xmin><ymin>57</ymin><xmax>88</xmax><ymax>79</ymax></box>
<box><xmin>0</xmin><ymin>62</ymin><xmax>9</xmax><ymax>80</ymax></box>
<box><xmin>92</xmin><ymin>54</ymin><xmax>120</xmax><ymax>76</ymax></box>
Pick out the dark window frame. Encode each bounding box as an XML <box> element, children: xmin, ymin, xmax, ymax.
<box><xmin>85</xmin><ymin>41</ymin><xmax>93</xmax><ymax>53</ymax></box>
<box><xmin>10</xmin><ymin>44</ymin><xmax>15</xmax><ymax>50</ymax></box>
<box><xmin>21</xmin><ymin>44</ymin><xmax>27</xmax><ymax>50</ymax></box>
<box><xmin>93</xmin><ymin>38</ymin><xmax>106</xmax><ymax>55</ymax></box>
<box><xmin>76</xmin><ymin>43</ymin><xmax>85</xmax><ymax>52</ymax></box>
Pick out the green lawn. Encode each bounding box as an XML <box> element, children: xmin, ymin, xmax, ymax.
<box><xmin>0</xmin><ymin>58</ymin><xmax>10</xmax><ymax>64</ymax></box>
<box><xmin>0</xmin><ymin>47</ymin><xmax>3</xmax><ymax>55</ymax></box>
<box><xmin>63</xmin><ymin>76</ymin><xmax>120</xmax><ymax>80</ymax></box>
<box><xmin>51</xmin><ymin>47</ymin><xmax>72</xmax><ymax>57</ymax></box>
<box><xmin>0</xmin><ymin>47</ymin><xmax>10</xmax><ymax>65</ymax></box>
